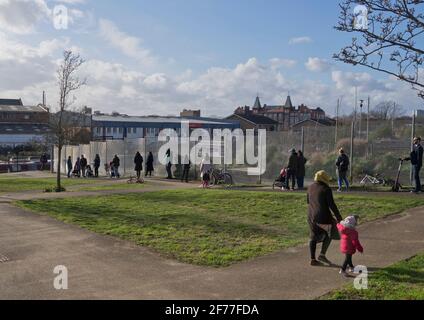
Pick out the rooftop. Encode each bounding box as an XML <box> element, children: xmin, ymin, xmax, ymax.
<box><xmin>0</xmin><ymin>99</ymin><xmax>23</xmax><ymax>106</ymax></box>
<box><xmin>0</xmin><ymin>104</ymin><xmax>48</xmax><ymax>113</ymax></box>
<box><xmin>230</xmin><ymin>113</ymin><xmax>279</xmax><ymax>125</ymax></box>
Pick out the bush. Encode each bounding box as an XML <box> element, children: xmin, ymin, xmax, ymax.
<box><xmin>337</xmin><ymin>138</ymin><xmax>369</xmax><ymax>158</ymax></box>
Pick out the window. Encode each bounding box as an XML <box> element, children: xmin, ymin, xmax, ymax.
<box><xmin>119</xmin><ymin>127</ymin><xmax>123</xmax><ymax>134</ymax></box>
<box><xmin>107</xmin><ymin>127</ymin><xmax>111</xmax><ymax>134</ymax></box>
<box><xmin>113</xmin><ymin>127</ymin><xmax>117</xmax><ymax>134</ymax></box>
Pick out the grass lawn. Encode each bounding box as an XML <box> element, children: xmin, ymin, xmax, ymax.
<box><xmin>323</xmin><ymin>253</ymin><xmax>424</xmax><ymax>300</ymax></box>
<box><xmin>0</xmin><ymin>177</ymin><xmax>99</xmax><ymax>193</ymax></box>
<box><xmin>16</xmin><ymin>189</ymin><xmax>424</xmax><ymax>267</ymax></box>
<box><xmin>77</xmin><ymin>182</ymin><xmax>147</xmax><ymax>191</ymax></box>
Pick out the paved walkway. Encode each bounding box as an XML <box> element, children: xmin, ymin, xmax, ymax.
<box><xmin>0</xmin><ymin>186</ymin><xmax>423</xmax><ymax>299</ymax></box>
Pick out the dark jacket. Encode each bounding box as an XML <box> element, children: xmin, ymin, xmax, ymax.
<box><xmin>94</xmin><ymin>156</ymin><xmax>101</xmax><ymax>168</ymax></box>
<box><xmin>113</xmin><ymin>156</ymin><xmax>120</xmax><ymax>168</ymax></box>
<box><xmin>287</xmin><ymin>153</ymin><xmax>298</xmax><ymax>173</ymax></box>
<box><xmin>134</xmin><ymin>153</ymin><xmax>144</xmax><ymax>171</ymax></box>
<box><xmin>80</xmin><ymin>157</ymin><xmax>88</xmax><ymax>168</ymax></box>
<box><xmin>307</xmin><ymin>182</ymin><xmax>342</xmax><ymax>242</ymax></box>
<box><xmin>146</xmin><ymin>153</ymin><xmax>154</xmax><ymax>171</ymax></box>
<box><xmin>67</xmin><ymin>158</ymin><xmax>72</xmax><ymax>170</ymax></box>
<box><xmin>297</xmin><ymin>155</ymin><xmax>307</xmax><ymax>178</ymax></box>
<box><xmin>336</xmin><ymin>154</ymin><xmax>350</xmax><ymax>173</ymax></box>
<box><xmin>410</xmin><ymin>144</ymin><xmax>424</xmax><ymax>167</ymax></box>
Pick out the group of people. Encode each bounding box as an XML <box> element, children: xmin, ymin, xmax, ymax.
<box><xmin>133</xmin><ymin>151</ymin><xmax>155</xmax><ymax>180</ymax></box>
<box><xmin>67</xmin><ymin>154</ymin><xmax>100</xmax><ymax>178</ymax></box>
<box><xmin>278</xmin><ymin>149</ymin><xmax>307</xmax><ymax>191</ymax></box>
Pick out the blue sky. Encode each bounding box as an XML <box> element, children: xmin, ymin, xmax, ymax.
<box><xmin>0</xmin><ymin>0</ymin><xmax>422</xmax><ymax>117</ymax></box>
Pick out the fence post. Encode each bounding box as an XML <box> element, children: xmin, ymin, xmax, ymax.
<box><xmin>301</xmin><ymin>127</ymin><xmax>305</xmax><ymax>154</ymax></box>
<box><xmin>350</xmin><ymin>121</ymin><xmax>355</xmax><ymax>183</ymax></box>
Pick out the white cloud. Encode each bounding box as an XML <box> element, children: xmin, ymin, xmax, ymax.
<box><xmin>98</xmin><ymin>19</ymin><xmax>156</xmax><ymax>67</ymax></box>
<box><xmin>0</xmin><ymin>0</ymin><xmax>51</xmax><ymax>34</ymax></box>
<box><xmin>289</xmin><ymin>36</ymin><xmax>312</xmax><ymax>45</ymax></box>
<box><xmin>305</xmin><ymin>57</ymin><xmax>332</xmax><ymax>72</ymax></box>
<box><xmin>269</xmin><ymin>58</ymin><xmax>297</xmax><ymax>69</ymax></box>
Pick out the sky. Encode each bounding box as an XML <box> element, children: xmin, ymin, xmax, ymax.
<box><xmin>0</xmin><ymin>0</ymin><xmax>422</xmax><ymax>117</ymax></box>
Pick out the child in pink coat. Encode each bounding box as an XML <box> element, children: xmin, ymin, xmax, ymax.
<box><xmin>337</xmin><ymin>215</ymin><xmax>364</xmax><ymax>276</ymax></box>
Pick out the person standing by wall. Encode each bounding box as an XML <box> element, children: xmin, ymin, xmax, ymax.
<box><xmin>200</xmin><ymin>154</ymin><xmax>212</xmax><ymax>188</ymax></box>
<box><xmin>181</xmin><ymin>155</ymin><xmax>191</xmax><ymax>183</ymax></box>
<box><xmin>74</xmin><ymin>157</ymin><xmax>81</xmax><ymax>178</ymax></box>
<box><xmin>336</xmin><ymin>149</ymin><xmax>350</xmax><ymax>192</ymax></box>
<box><xmin>112</xmin><ymin>155</ymin><xmax>121</xmax><ymax>179</ymax></box>
<box><xmin>80</xmin><ymin>155</ymin><xmax>88</xmax><ymax>178</ymax></box>
<box><xmin>286</xmin><ymin>149</ymin><xmax>298</xmax><ymax>191</ymax></box>
<box><xmin>165</xmin><ymin>149</ymin><xmax>173</xmax><ymax>179</ymax></box>
<box><xmin>307</xmin><ymin>170</ymin><xmax>343</xmax><ymax>266</ymax></box>
<box><xmin>146</xmin><ymin>152</ymin><xmax>154</xmax><ymax>177</ymax></box>
<box><xmin>94</xmin><ymin>154</ymin><xmax>101</xmax><ymax>178</ymax></box>
<box><xmin>410</xmin><ymin>137</ymin><xmax>423</xmax><ymax>193</ymax></box>
<box><xmin>67</xmin><ymin>156</ymin><xmax>73</xmax><ymax>178</ymax></box>
<box><xmin>134</xmin><ymin>151</ymin><xmax>144</xmax><ymax>180</ymax></box>
<box><xmin>297</xmin><ymin>150</ymin><xmax>307</xmax><ymax>190</ymax></box>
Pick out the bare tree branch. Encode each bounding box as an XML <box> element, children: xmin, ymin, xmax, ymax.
<box><xmin>334</xmin><ymin>0</ymin><xmax>424</xmax><ymax>99</ymax></box>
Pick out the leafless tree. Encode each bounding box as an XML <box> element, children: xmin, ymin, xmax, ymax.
<box><xmin>370</xmin><ymin>100</ymin><xmax>405</xmax><ymax>119</ymax></box>
<box><xmin>50</xmin><ymin>51</ymin><xmax>86</xmax><ymax>192</ymax></box>
<box><xmin>334</xmin><ymin>0</ymin><xmax>424</xmax><ymax>98</ymax></box>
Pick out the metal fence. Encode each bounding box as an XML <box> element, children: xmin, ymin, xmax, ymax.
<box><xmin>54</xmin><ymin>116</ymin><xmax>424</xmax><ymax>187</ymax></box>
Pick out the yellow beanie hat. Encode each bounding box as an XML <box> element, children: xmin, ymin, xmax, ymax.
<box><xmin>314</xmin><ymin>170</ymin><xmax>331</xmax><ymax>186</ymax></box>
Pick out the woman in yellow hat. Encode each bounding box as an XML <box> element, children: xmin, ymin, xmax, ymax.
<box><xmin>307</xmin><ymin>170</ymin><xmax>343</xmax><ymax>266</ymax></box>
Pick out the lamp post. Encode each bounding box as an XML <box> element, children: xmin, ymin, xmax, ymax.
<box><xmin>359</xmin><ymin>99</ymin><xmax>364</xmax><ymax>140</ymax></box>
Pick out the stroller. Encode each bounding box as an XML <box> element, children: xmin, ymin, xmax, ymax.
<box><xmin>273</xmin><ymin>168</ymin><xmax>287</xmax><ymax>190</ymax></box>
<box><xmin>86</xmin><ymin>165</ymin><xmax>94</xmax><ymax>178</ymax></box>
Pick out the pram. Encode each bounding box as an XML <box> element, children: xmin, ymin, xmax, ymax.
<box><xmin>86</xmin><ymin>165</ymin><xmax>94</xmax><ymax>178</ymax></box>
<box><xmin>273</xmin><ymin>168</ymin><xmax>287</xmax><ymax>190</ymax></box>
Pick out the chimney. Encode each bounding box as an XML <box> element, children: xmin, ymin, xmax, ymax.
<box><xmin>42</xmin><ymin>91</ymin><xmax>46</xmax><ymax>106</ymax></box>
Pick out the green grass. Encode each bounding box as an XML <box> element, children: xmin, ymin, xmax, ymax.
<box><xmin>77</xmin><ymin>182</ymin><xmax>147</xmax><ymax>191</ymax></box>
<box><xmin>323</xmin><ymin>253</ymin><xmax>424</xmax><ymax>300</ymax></box>
<box><xmin>16</xmin><ymin>190</ymin><xmax>424</xmax><ymax>267</ymax></box>
<box><xmin>0</xmin><ymin>177</ymin><xmax>99</xmax><ymax>193</ymax></box>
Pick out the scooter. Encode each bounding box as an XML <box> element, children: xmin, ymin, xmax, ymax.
<box><xmin>392</xmin><ymin>158</ymin><xmax>405</xmax><ymax>192</ymax></box>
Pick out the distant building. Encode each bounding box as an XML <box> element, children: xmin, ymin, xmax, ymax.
<box><xmin>234</xmin><ymin>96</ymin><xmax>330</xmax><ymax>131</ymax></box>
<box><xmin>227</xmin><ymin>108</ymin><xmax>278</xmax><ymax>133</ymax></box>
<box><xmin>91</xmin><ymin>113</ymin><xmax>240</xmax><ymax>141</ymax></box>
<box><xmin>180</xmin><ymin>109</ymin><xmax>201</xmax><ymax>118</ymax></box>
<box><xmin>0</xmin><ymin>99</ymin><xmax>50</xmax><ymax>146</ymax></box>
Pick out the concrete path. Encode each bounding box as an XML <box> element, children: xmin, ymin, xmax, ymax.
<box><xmin>0</xmin><ymin>190</ymin><xmax>423</xmax><ymax>299</ymax></box>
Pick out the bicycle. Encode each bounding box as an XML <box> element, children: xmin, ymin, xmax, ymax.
<box><xmin>359</xmin><ymin>173</ymin><xmax>386</xmax><ymax>186</ymax></box>
<box><xmin>210</xmin><ymin>168</ymin><xmax>234</xmax><ymax>187</ymax></box>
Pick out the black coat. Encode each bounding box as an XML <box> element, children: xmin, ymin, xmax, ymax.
<box><xmin>411</xmin><ymin>144</ymin><xmax>424</xmax><ymax>167</ymax></box>
<box><xmin>307</xmin><ymin>182</ymin><xmax>342</xmax><ymax>242</ymax></box>
<box><xmin>113</xmin><ymin>156</ymin><xmax>120</xmax><ymax>168</ymax></box>
<box><xmin>297</xmin><ymin>155</ymin><xmax>307</xmax><ymax>178</ymax></box>
<box><xmin>336</xmin><ymin>154</ymin><xmax>350</xmax><ymax>173</ymax></box>
<box><xmin>94</xmin><ymin>156</ymin><xmax>101</xmax><ymax>168</ymax></box>
<box><xmin>146</xmin><ymin>154</ymin><xmax>154</xmax><ymax>171</ymax></box>
<box><xmin>287</xmin><ymin>153</ymin><xmax>298</xmax><ymax>174</ymax></box>
<box><xmin>80</xmin><ymin>157</ymin><xmax>88</xmax><ymax>168</ymax></box>
<box><xmin>134</xmin><ymin>154</ymin><xmax>143</xmax><ymax>171</ymax></box>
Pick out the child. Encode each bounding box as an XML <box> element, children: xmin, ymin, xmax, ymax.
<box><xmin>279</xmin><ymin>168</ymin><xmax>288</xmax><ymax>191</ymax></box>
<box><xmin>337</xmin><ymin>215</ymin><xmax>364</xmax><ymax>276</ymax></box>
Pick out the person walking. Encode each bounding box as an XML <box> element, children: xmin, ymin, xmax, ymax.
<box><xmin>145</xmin><ymin>152</ymin><xmax>154</xmax><ymax>177</ymax></box>
<box><xmin>94</xmin><ymin>154</ymin><xmax>101</xmax><ymax>178</ymax></box>
<box><xmin>411</xmin><ymin>137</ymin><xmax>423</xmax><ymax>193</ymax></box>
<box><xmin>40</xmin><ymin>153</ymin><xmax>48</xmax><ymax>171</ymax></box>
<box><xmin>80</xmin><ymin>155</ymin><xmax>88</xmax><ymax>178</ymax></box>
<box><xmin>67</xmin><ymin>156</ymin><xmax>73</xmax><ymax>178</ymax></box>
<box><xmin>307</xmin><ymin>170</ymin><xmax>343</xmax><ymax>266</ymax></box>
<box><xmin>286</xmin><ymin>149</ymin><xmax>298</xmax><ymax>190</ymax></box>
<box><xmin>336</xmin><ymin>148</ymin><xmax>350</xmax><ymax>192</ymax></box>
<box><xmin>165</xmin><ymin>149</ymin><xmax>173</xmax><ymax>179</ymax></box>
<box><xmin>134</xmin><ymin>151</ymin><xmax>144</xmax><ymax>180</ymax></box>
<box><xmin>297</xmin><ymin>150</ymin><xmax>307</xmax><ymax>190</ymax></box>
<box><xmin>74</xmin><ymin>157</ymin><xmax>81</xmax><ymax>178</ymax></box>
<box><xmin>181</xmin><ymin>155</ymin><xmax>191</xmax><ymax>183</ymax></box>
<box><xmin>337</xmin><ymin>215</ymin><xmax>364</xmax><ymax>277</ymax></box>
<box><xmin>112</xmin><ymin>155</ymin><xmax>120</xmax><ymax>178</ymax></box>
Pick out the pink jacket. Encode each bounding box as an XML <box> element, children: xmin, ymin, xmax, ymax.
<box><xmin>337</xmin><ymin>223</ymin><xmax>364</xmax><ymax>255</ymax></box>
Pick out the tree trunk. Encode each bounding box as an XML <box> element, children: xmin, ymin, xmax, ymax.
<box><xmin>56</xmin><ymin>145</ymin><xmax>62</xmax><ymax>192</ymax></box>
